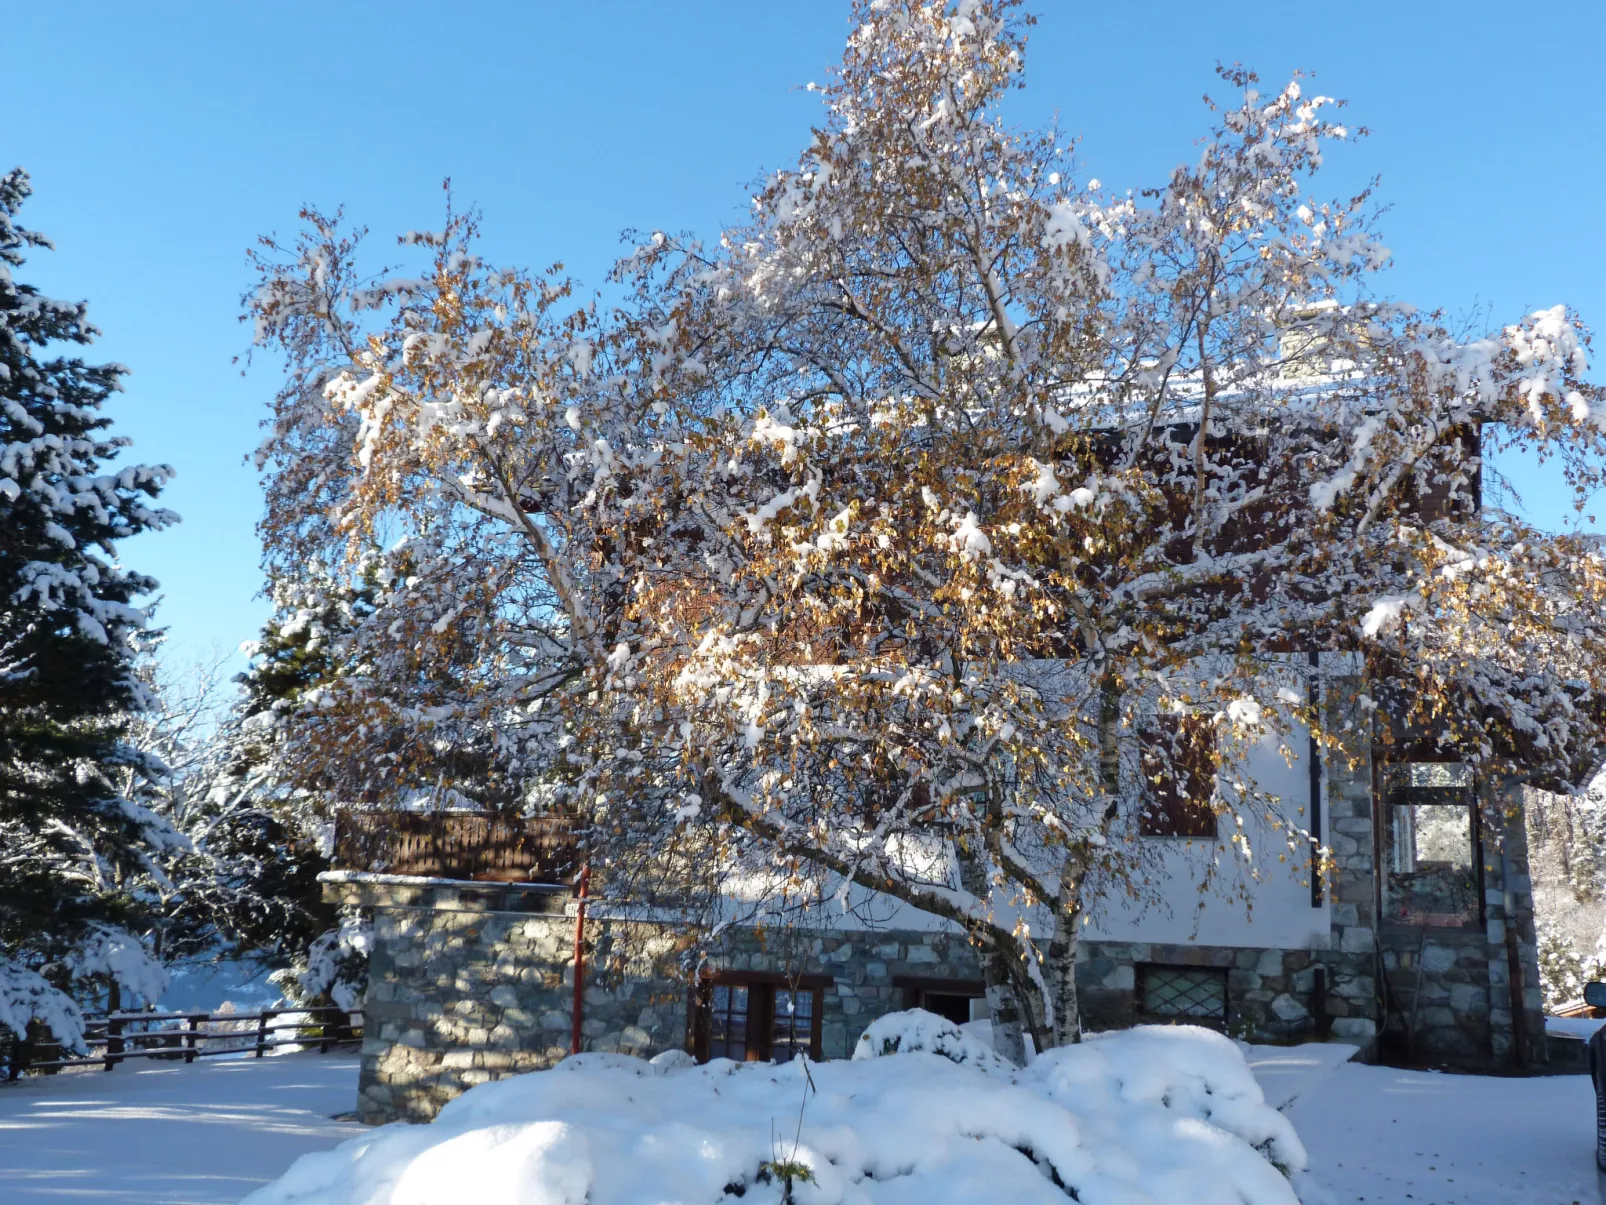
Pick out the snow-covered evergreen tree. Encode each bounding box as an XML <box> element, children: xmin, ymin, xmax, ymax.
<box><xmin>116</xmin><ymin>654</ymin><xmax>329</xmax><ymax>977</ymax></box>
<box><xmin>1528</xmin><ymin>783</ymin><xmax>1606</xmax><ymax>1007</ymax></box>
<box><xmin>0</xmin><ymin>167</ymin><xmax>177</xmax><ymax>1058</ymax></box>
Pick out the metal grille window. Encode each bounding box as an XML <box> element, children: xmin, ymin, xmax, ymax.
<box><xmin>1138</xmin><ymin>965</ymin><xmax>1229</xmax><ymax>1021</ymax></box>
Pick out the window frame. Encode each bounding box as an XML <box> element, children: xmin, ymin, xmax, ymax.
<box><xmin>1138</xmin><ymin>712</ymin><xmax>1220</xmax><ymax>839</ymax></box>
<box><xmin>1134</xmin><ymin>962</ymin><xmax>1231</xmax><ymax>1025</ymax></box>
<box><xmin>1381</xmin><ymin>761</ymin><xmax>1486</xmax><ymax>929</ymax></box>
<box><xmin>688</xmin><ymin>971</ymin><xmax>828</xmax><ymax>1064</ymax></box>
<box><xmin>893</xmin><ymin>975</ymin><xmax>987</xmax><ymax>1026</ymax></box>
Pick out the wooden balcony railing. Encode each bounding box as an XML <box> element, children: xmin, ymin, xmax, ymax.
<box><xmin>332</xmin><ymin>809</ymin><xmax>578</xmax><ymax>885</ymax></box>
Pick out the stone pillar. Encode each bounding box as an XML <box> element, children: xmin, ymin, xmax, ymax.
<box><xmin>1318</xmin><ymin>669</ymin><xmax>1380</xmax><ymax>1045</ymax></box>
<box><xmin>1485</xmin><ymin>783</ymin><xmax>1547</xmax><ymax>1067</ymax></box>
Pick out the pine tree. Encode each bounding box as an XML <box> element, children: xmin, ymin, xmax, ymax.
<box><xmin>114</xmin><ymin>654</ymin><xmax>326</xmax><ymax>974</ymax></box>
<box><xmin>0</xmin><ymin>167</ymin><xmax>177</xmax><ymax>1054</ymax></box>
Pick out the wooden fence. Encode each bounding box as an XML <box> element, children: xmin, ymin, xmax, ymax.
<box><xmin>333</xmin><ymin>809</ymin><xmax>577</xmax><ymax>884</ymax></box>
<box><xmin>5</xmin><ymin>1005</ymin><xmax>362</xmax><ymax>1079</ymax></box>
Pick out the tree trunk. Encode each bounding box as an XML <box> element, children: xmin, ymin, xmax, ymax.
<box><xmin>976</xmin><ymin>943</ymin><xmax>1029</xmax><ymax>1066</ymax></box>
<box><xmin>955</xmin><ymin>837</ymin><xmax>1045</xmax><ymax>1065</ymax></box>
<box><xmin>1045</xmin><ymin>896</ymin><xmax>1084</xmax><ymax>1047</ymax></box>
<box><xmin>1039</xmin><ymin>673</ymin><xmax>1123</xmax><ymax>1047</ymax></box>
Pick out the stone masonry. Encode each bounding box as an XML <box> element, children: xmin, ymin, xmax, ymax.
<box><xmin>334</xmin><ymin>667</ymin><xmax>1550</xmax><ymax>1124</ymax></box>
<box><xmin>334</xmin><ymin>877</ymin><xmax>983</xmax><ymax>1124</ymax></box>
<box><xmin>1375</xmin><ymin>792</ymin><xmax>1547</xmax><ymax>1067</ymax></box>
<box><xmin>1076</xmin><ymin>685</ymin><xmax>1379</xmax><ymax>1045</ymax></box>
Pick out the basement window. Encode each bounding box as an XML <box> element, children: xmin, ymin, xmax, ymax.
<box><xmin>1384</xmin><ymin>763</ymin><xmax>1482</xmax><ymax>926</ymax></box>
<box><xmin>894</xmin><ymin>977</ymin><xmax>988</xmax><ymax>1026</ymax></box>
<box><xmin>1137</xmin><ymin>964</ymin><xmax>1229</xmax><ymax>1023</ymax></box>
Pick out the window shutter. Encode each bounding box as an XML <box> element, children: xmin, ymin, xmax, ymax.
<box><xmin>1139</xmin><ymin>713</ymin><xmax>1218</xmax><ymax>838</ymax></box>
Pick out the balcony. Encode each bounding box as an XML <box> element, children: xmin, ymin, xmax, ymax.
<box><xmin>331</xmin><ymin>809</ymin><xmax>578</xmax><ymax>885</ymax></box>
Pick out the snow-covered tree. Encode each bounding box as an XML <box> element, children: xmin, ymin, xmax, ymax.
<box><xmin>244</xmin><ymin>200</ymin><xmax>668</xmax><ymax>823</ymax></box>
<box><xmin>0</xmin><ymin>167</ymin><xmax>178</xmax><ymax>1055</ymax></box>
<box><xmin>114</xmin><ymin>653</ymin><xmax>329</xmax><ymax>976</ymax></box>
<box><xmin>621</xmin><ymin>0</ymin><xmax>1605</xmax><ymax>1055</ymax></box>
<box><xmin>246</xmin><ymin>2</ymin><xmax>1606</xmax><ymax>1058</ymax></box>
<box><xmin>1528</xmin><ymin>782</ymin><xmax>1606</xmax><ymax>1007</ymax></box>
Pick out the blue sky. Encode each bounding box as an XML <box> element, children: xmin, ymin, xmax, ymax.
<box><xmin>10</xmin><ymin>1</ymin><xmax>1604</xmax><ymax>674</ymax></box>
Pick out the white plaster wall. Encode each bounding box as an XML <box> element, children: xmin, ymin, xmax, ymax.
<box><xmin>730</xmin><ymin>662</ymin><xmax>1343</xmax><ymax>950</ymax></box>
<box><xmin>1083</xmin><ymin>720</ymin><xmax>1330</xmax><ymax>949</ymax></box>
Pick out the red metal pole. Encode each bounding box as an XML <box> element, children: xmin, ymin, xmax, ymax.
<box><xmin>571</xmin><ymin>864</ymin><xmax>590</xmax><ymax>1056</ymax></box>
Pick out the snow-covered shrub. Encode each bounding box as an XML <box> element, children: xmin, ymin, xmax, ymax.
<box><xmin>66</xmin><ymin>924</ymin><xmax>171</xmax><ymax>1009</ymax></box>
<box><xmin>0</xmin><ymin>959</ymin><xmax>86</xmax><ymax>1053</ymax></box>
<box><xmin>1</xmin><ymin>924</ymin><xmax>168</xmax><ymax>1069</ymax></box>
<box><xmin>243</xmin><ymin>1015</ymin><xmax>1312</xmax><ymax>1205</ymax></box>
<box><xmin>271</xmin><ymin>912</ymin><xmax>371</xmax><ymax>1011</ymax></box>
<box><xmin>1538</xmin><ymin>915</ymin><xmax>1588</xmax><ymax>1009</ymax></box>
<box><xmin>1022</xmin><ymin>1025</ymin><xmax>1307</xmax><ymax>1180</ymax></box>
<box><xmin>852</xmin><ymin>1006</ymin><xmax>1016</xmax><ymax>1076</ymax></box>
<box><xmin>1527</xmin><ymin>785</ymin><xmax>1606</xmax><ymax>1010</ymax></box>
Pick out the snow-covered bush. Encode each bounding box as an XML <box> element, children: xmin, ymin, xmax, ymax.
<box><xmin>243</xmin><ymin>1015</ymin><xmax>1311</xmax><ymax>1205</ymax></box>
<box><xmin>271</xmin><ymin>912</ymin><xmax>371</xmax><ymax>1012</ymax></box>
<box><xmin>66</xmin><ymin>924</ymin><xmax>171</xmax><ymax>1009</ymax></box>
<box><xmin>1537</xmin><ymin>916</ymin><xmax>1587</xmax><ymax>1009</ymax></box>
<box><xmin>852</xmin><ymin>1007</ymin><xmax>1016</xmax><ymax>1076</ymax></box>
<box><xmin>1528</xmin><ymin>786</ymin><xmax>1606</xmax><ymax>1010</ymax></box>
<box><xmin>1023</xmin><ymin>1026</ymin><xmax>1307</xmax><ymax>1181</ymax></box>
<box><xmin>0</xmin><ymin>960</ymin><xmax>87</xmax><ymax>1053</ymax></box>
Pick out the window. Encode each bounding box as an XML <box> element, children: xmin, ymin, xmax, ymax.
<box><xmin>1411</xmin><ymin>424</ymin><xmax>1481</xmax><ymax>524</ymax></box>
<box><xmin>1384</xmin><ymin>762</ymin><xmax>1482</xmax><ymax>926</ymax></box>
<box><xmin>1139</xmin><ymin>713</ymin><xmax>1218</xmax><ymax>838</ymax></box>
<box><xmin>894</xmin><ymin>977</ymin><xmax>988</xmax><ymax>1026</ymax></box>
<box><xmin>1137</xmin><ymin>964</ymin><xmax>1229</xmax><ymax>1022</ymax></box>
<box><xmin>690</xmin><ymin>975</ymin><xmax>825</xmax><ymax>1064</ymax></box>
<box><xmin>706</xmin><ymin>984</ymin><xmax>751</xmax><ymax>1062</ymax></box>
<box><xmin>771</xmin><ymin>988</ymin><xmax>814</xmax><ymax>1063</ymax></box>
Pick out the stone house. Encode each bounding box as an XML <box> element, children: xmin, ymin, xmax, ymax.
<box><xmin>328</xmin><ymin>408</ymin><xmax>1559</xmax><ymax>1124</ymax></box>
<box><xmin>328</xmin><ymin>661</ymin><xmax>1550</xmax><ymax>1124</ymax></box>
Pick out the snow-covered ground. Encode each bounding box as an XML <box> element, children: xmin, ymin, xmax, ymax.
<box><xmin>1547</xmin><ymin>1013</ymin><xmax>1606</xmax><ymax>1040</ymax></box>
<box><xmin>1282</xmin><ymin>1057</ymin><xmax>1601</xmax><ymax>1205</ymax></box>
<box><xmin>0</xmin><ymin>1038</ymin><xmax>1600</xmax><ymax>1204</ymax></box>
<box><xmin>0</xmin><ymin>1052</ymin><xmax>361</xmax><ymax>1204</ymax></box>
<box><xmin>1248</xmin><ymin>1040</ymin><xmax>1603</xmax><ymax>1204</ymax></box>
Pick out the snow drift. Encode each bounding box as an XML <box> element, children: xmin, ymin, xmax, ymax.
<box><xmin>243</xmin><ymin>1011</ymin><xmax>1311</xmax><ymax>1205</ymax></box>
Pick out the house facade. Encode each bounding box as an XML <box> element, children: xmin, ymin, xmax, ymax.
<box><xmin>329</xmin><ymin>654</ymin><xmax>1549</xmax><ymax>1125</ymax></box>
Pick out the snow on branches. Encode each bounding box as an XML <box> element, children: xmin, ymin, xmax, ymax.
<box><xmin>1</xmin><ymin>167</ymin><xmax>180</xmax><ymax>1052</ymax></box>
<box><xmin>245</xmin><ymin>0</ymin><xmax>1606</xmax><ymax>1052</ymax></box>
<box><xmin>0</xmin><ymin>168</ymin><xmax>175</xmax><ymax>654</ymax></box>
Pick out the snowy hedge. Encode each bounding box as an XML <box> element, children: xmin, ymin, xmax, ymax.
<box><xmin>245</xmin><ymin>1011</ymin><xmax>1315</xmax><ymax>1205</ymax></box>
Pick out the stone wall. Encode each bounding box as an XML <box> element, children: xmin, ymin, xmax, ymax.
<box><xmin>1379</xmin><ymin>926</ymin><xmax>1494</xmax><ymax>1063</ymax></box>
<box><xmin>1077</xmin><ymin>941</ymin><xmax>1360</xmax><ymax>1040</ymax></box>
<box><xmin>342</xmin><ymin>870</ymin><xmax>1390</xmax><ymax>1126</ymax></box>
<box><xmin>1374</xmin><ymin>788</ymin><xmax>1548</xmax><ymax>1068</ymax></box>
<box><xmin>342</xmin><ymin>881</ymin><xmax>690</xmax><ymax>1123</ymax></box>
<box><xmin>1485</xmin><ymin>805</ymin><xmax>1547</xmax><ymax>1065</ymax></box>
<box><xmin>337</xmin><ymin>878</ymin><xmax>984</xmax><ymax>1124</ymax></box>
<box><xmin>1319</xmin><ymin>676</ymin><xmax>1384</xmax><ymax>1045</ymax></box>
